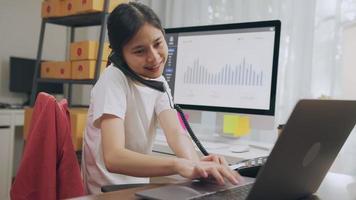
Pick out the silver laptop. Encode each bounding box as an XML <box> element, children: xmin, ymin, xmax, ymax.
<box><xmin>136</xmin><ymin>100</ymin><xmax>356</xmax><ymax>200</ymax></box>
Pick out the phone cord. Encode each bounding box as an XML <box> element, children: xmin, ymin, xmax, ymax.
<box><xmin>174</xmin><ymin>104</ymin><xmax>209</xmax><ymax>156</ymax></box>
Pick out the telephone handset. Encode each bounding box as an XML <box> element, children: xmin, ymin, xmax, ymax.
<box><xmin>109</xmin><ymin>51</ymin><xmax>266</xmax><ymax>178</ymax></box>
<box><xmin>109</xmin><ymin>52</ymin><xmax>165</xmax><ymax>92</ymax></box>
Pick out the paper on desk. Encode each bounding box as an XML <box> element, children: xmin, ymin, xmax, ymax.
<box><xmin>223</xmin><ymin>115</ymin><xmax>251</xmax><ymax>136</ymax></box>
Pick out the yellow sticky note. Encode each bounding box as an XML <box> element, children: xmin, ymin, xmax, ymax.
<box><xmin>223</xmin><ymin>115</ymin><xmax>238</xmax><ymax>135</ymax></box>
<box><xmin>234</xmin><ymin>116</ymin><xmax>251</xmax><ymax>136</ymax></box>
<box><xmin>223</xmin><ymin>115</ymin><xmax>251</xmax><ymax>137</ymax></box>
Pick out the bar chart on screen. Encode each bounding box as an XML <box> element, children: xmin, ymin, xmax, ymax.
<box><xmin>173</xmin><ymin>30</ymin><xmax>275</xmax><ymax>110</ymax></box>
<box><xmin>182</xmin><ymin>58</ymin><xmax>265</xmax><ymax>87</ymax></box>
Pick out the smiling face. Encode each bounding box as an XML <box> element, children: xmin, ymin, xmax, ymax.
<box><xmin>122</xmin><ymin>23</ymin><xmax>168</xmax><ymax>79</ymax></box>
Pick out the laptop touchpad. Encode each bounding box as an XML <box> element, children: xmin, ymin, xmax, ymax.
<box><xmin>136</xmin><ymin>185</ymin><xmax>202</xmax><ymax>200</ymax></box>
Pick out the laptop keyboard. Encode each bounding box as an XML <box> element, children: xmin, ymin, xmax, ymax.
<box><xmin>188</xmin><ymin>183</ymin><xmax>253</xmax><ymax>200</ymax></box>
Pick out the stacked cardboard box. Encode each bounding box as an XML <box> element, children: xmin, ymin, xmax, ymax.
<box><xmin>76</xmin><ymin>0</ymin><xmax>128</xmax><ymax>14</ymax></box>
<box><xmin>39</xmin><ymin>41</ymin><xmax>110</xmax><ymax>80</ymax></box>
<box><xmin>23</xmin><ymin>107</ymin><xmax>34</xmax><ymax>140</ymax></box>
<box><xmin>70</xmin><ymin>40</ymin><xmax>110</xmax><ymax>79</ymax></box>
<box><xmin>69</xmin><ymin>108</ymin><xmax>88</xmax><ymax>151</ymax></box>
<box><xmin>40</xmin><ymin>61</ymin><xmax>72</xmax><ymax>79</ymax></box>
<box><xmin>41</xmin><ymin>0</ymin><xmax>128</xmax><ymax>18</ymax></box>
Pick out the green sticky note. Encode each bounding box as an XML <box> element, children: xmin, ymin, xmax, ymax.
<box><xmin>223</xmin><ymin>115</ymin><xmax>238</xmax><ymax>135</ymax></box>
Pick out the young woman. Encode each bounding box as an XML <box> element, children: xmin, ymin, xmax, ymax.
<box><xmin>82</xmin><ymin>2</ymin><xmax>241</xmax><ymax>194</ymax></box>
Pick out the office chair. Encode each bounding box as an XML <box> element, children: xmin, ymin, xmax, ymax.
<box><xmin>10</xmin><ymin>92</ymin><xmax>84</xmax><ymax>200</ymax></box>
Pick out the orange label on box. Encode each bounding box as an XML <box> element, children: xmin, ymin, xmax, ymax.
<box><xmin>77</xmin><ymin>48</ymin><xmax>82</xmax><ymax>56</ymax></box>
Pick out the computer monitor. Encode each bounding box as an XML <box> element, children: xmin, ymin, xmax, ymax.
<box><xmin>163</xmin><ymin>20</ymin><xmax>280</xmax><ymax>131</ymax></box>
<box><xmin>9</xmin><ymin>56</ymin><xmax>64</xmax><ymax>105</ymax></box>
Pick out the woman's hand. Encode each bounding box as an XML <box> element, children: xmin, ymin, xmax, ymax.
<box><xmin>173</xmin><ymin>157</ymin><xmax>240</xmax><ymax>185</ymax></box>
<box><xmin>201</xmin><ymin>154</ymin><xmax>229</xmax><ymax>165</ymax></box>
<box><xmin>200</xmin><ymin>154</ymin><xmax>243</xmax><ymax>184</ymax></box>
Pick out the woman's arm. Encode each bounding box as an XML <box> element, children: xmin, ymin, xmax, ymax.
<box><xmin>158</xmin><ymin>109</ymin><xmax>242</xmax><ymax>183</ymax></box>
<box><xmin>101</xmin><ymin>114</ymin><xmax>177</xmax><ymax>177</ymax></box>
<box><xmin>101</xmin><ymin>113</ymin><xmax>239</xmax><ymax>185</ymax></box>
<box><xmin>157</xmin><ymin>109</ymin><xmax>200</xmax><ymax>161</ymax></box>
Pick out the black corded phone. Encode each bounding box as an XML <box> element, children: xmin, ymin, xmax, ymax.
<box><xmin>108</xmin><ymin>51</ymin><xmax>266</xmax><ymax>178</ymax></box>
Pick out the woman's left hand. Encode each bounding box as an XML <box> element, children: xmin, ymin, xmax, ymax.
<box><xmin>201</xmin><ymin>154</ymin><xmax>229</xmax><ymax>166</ymax></box>
<box><xmin>200</xmin><ymin>154</ymin><xmax>243</xmax><ymax>183</ymax></box>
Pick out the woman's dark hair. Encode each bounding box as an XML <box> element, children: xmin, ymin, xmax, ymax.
<box><xmin>107</xmin><ymin>2</ymin><xmax>164</xmax><ymax>55</ymax></box>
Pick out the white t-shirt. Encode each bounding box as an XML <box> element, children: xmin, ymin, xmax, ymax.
<box><xmin>82</xmin><ymin>64</ymin><xmax>173</xmax><ymax>194</ymax></box>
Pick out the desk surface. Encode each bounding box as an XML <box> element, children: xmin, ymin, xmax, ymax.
<box><xmin>153</xmin><ymin>132</ymin><xmax>271</xmax><ymax>164</ymax></box>
<box><xmin>0</xmin><ymin>108</ymin><xmax>24</xmax><ymax>127</ymax></box>
<box><xmin>69</xmin><ymin>172</ymin><xmax>356</xmax><ymax>200</ymax></box>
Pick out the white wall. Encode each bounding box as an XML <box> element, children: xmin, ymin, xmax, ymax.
<box><xmin>0</xmin><ymin>0</ymin><xmax>68</xmax><ymax>104</ymax></box>
<box><xmin>341</xmin><ymin>24</ymin><xmax>356</xmax><ymax>99</ymax></box>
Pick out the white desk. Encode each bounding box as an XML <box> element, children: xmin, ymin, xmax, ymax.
<box><xmin>315</xmin><ymin>172</ymin><xmax>356</xmax><ymax>200</ymax></box>
<box><xmin>0</xmin><ymin>109</ymin><xmax>24</xmax><ymax>200</ymax></box>
<box><xmin>152</xmin><ymin>131</ymin><xmax>271</xmax><ymax>164</ymax></box>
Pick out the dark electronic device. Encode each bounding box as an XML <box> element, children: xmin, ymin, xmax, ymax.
<box><xmin>163</xmin><ymin>21</ymin><xmax>280</xmax><ymax>116</ymax></box>
<box><xmin>9</xmin><ymin>57</ymin><xmax>64</xmax><ymax>106</ymax></box>
<box><xmin>231</xmin><ymin>156</ymin><xmax>268</xmax><ymax>177</ymax></box>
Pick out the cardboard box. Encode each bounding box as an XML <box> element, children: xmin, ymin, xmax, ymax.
<box><xmin>75</xmin><ymin>0</ymin><xmax>128</xmax><ymax>14</ymax></box>
<box><xmin>71</xmin><ymin>60</ymin><xmax>106</xmax><ymax>79</ymax></box>
<box><xmin>41</xmin><ymin>1</ymin><xmax>62</xmax><ymax>18</ymax></box>
<box><xmin>70</xmin><ymin>40</ymin><xmax>110</xmax><ymax>61</ymax></box>
<box><xmin>69</xmin><ymin>108</ymin><xmax>88</xmax><ymax>151</ymax></box>
<box><xmin>41</xmin><ymin>61</ymin><xmax>56</xmax><ymax>78</ymax></box>
<box><xmin>41</xmin><ymin>61</ymin><xmax>71</xmax><ymax>79</ymax></box>
<box><xmin>23</xmin><ymin>107</ymin><xmax>34</xmax><ymax>140</ymax></box>
<box><xmin>54</xmin><ymin>61</ymin><xmax>72</xmax><ymax>79</ymax></box>
<box><xmin>62</xmin><ymin>0</ymin><xmax>77</xmax><ymax>16</ymax></box>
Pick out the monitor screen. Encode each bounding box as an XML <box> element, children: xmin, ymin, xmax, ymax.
<box><xmin>9</xmin><ymin>57</ymin><xmax>63</xmax><ymax>100</ymax></box>
<box><xmin>163</xmin><ymin>20</ymin><xmax>280</xmax><ymax>116</ymax></box>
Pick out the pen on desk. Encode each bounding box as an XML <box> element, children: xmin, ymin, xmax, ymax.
<box><xmin>248</xmin><ymin>144</ymin><xmax>270</xmax><ymax>151</ymax></box>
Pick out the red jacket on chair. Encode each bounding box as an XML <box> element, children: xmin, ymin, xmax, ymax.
<box><xmin>10</xmin><ymin>93</ymin><xmax>84</xmax><ymax>200</ymax></box>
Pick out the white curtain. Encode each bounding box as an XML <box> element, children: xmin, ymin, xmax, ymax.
<box><xmin>139</xmin><ymin>0</ymin><xmax>356</xmax><ymax>175</ymax></box>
